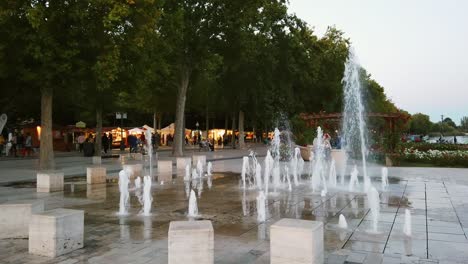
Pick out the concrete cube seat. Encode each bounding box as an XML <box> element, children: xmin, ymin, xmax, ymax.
<box><xmin>169</xmin><ymin>220</ymin><xmax>214</xmax><ymax>264</ymax></box>
<box><xmin>37</xmin><ymin>171</ymin><xmax>64</xmax><ymax>193</ymax></box>
<box><xmin>158</xmin><ymin>160</ymin><xmax>173</xmax><ymax>182</ymax></box>
<box><xmin>86</xmin><ymin>167</ymin><xmax>107</xmax><ymax>184</ymax></box>
<box><xmin>0</xmin><ymin>200</ymin><xmax>45</xmax><ymax>239</ymax></box>
<box><xmin>123</xmin><ymin>164</ymin><xmax>143</xmax><ymax>178</ymax></box>
<box><xmin>176</xmin><ymin>157</ymin><xmax>192</xmax><ymax>171</ymax></box>
<box><xmin>29</xmin><ymin>208</ymin><xmax>84</xmax><ymax>258</ymax></box>
<box><xmin>192</xmin><ymin>155</ymin><xmax>206</xmax><ymax>167</ymax></box>
<box><xmin>270</xmin><ymin>218</ymin><xmax>324</xmax><ymax>264</ymax></box>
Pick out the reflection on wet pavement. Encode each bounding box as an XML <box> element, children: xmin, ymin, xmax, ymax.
<box><xmin>1</xmin><ymin>170</ymin><xmax>468</xmax><ymax>263</ymax></box>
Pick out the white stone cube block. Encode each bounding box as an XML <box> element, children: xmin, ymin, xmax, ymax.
<box><xmin>270</xmin><ymin>218</ymin><xmax>324</xmax><ymax>264</ymax></box>
<box><xmin>176</xmin><ymin>157</ymin><xmax>192</xmax><ymax>171</ymax></box>
<box><xmin>192</xmin><ymin>155</ymin><xmax>206</xmax><ymax>166</ymax></box>
<box><xmin>37</xmin><ymin>171</ymin><xmax>64</xmax><ymax>193</ymax></box>
<box><xmin>29</xmin><ymin>209</ymin><xmax>84</xmax><ymax>258</ymax></box>
<box><xmin>331</xmin><ymin>150</ymin><xmax>347</xmax><ymax>175</ymax></box>
<box><xmin>158</xmin><ymin>160</ymin><xmax>173</xmax><ymax>173</ymax></box>
<box><xmin>0</xmin><ymin>200</ymin><xmax>45</xmax><ymax>239</ymax></box>
<box><xmin>86</xmin><ymin>167</ymin><xmax>107</xmax><ymax>184</ymax></box>
<box><xmin>168</xmin><ymin>220</ymin><xmax>214</xmax><ymax>264</ymax></box>
<box><xmin>92</xmin><ymin>156</ymin><xmax>101</xmax><ymax>165</ymax></box>
<box><xmin>123</xmin><ymin>164</ymin><xmax>143</xmax><ymax>179</ymax></box>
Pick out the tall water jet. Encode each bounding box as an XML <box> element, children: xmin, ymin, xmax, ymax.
<box><xmin>118</xmin><ymin>170</ymin><xmax>130</xmax><ymax>215</ymax></box>
<box><xmin>141</xmin><ymin>176</ymin><xmax>152</xmax><ymax>216</ymax></box>
<box><xmin>342</xmin><ymin>49</ymin><xmax>370</xmax><ymax>191</ymax></box>
<box><xmin>188</xmin><ymin>189</ymin><xmax>199</xmax><ymax>217</ymax></box>
<box><xmin>381</xmin><ymin>167</ymin><xmax>389</xmax><ymax>189</ymax></box>
<box><xmin>241</xmin><ymin>156</ymin><xmax>249</xmax><ymax>189</ymax></box>
<box><xmin>368</xmin><ymin>186</ymin><xmax>380</xmax><ymax>233</ymax></box>
<box><xmin>338</xmin><ymin>214</ymin><xmax>348</xmax><ymax>229</ymax></box>
<box><xmin>348</xmin><ymin>165</ymin><xmax>359</xmax><ymax>192</ymax></box>
<box><xmin>145</xmin><ymin>129</ymin><xmax>153</xmax><ymax>178</ymax></box>
<box><xmin>256</xmin><ymin>191</ymin><xmax>266</xmax><ymax>222</ymax></box>
<box><xmin>207</xmin><ymin>162</ymin><xmax>212</xmax><ymax>176</ymax></box>
<box><xmin>403</xmin><ymin>209</ymin><xmax>412</xmax><ymax>236</ymax></box>
<box><xmin>329</xmin><ymin>159</ymin><xmax>337</xmax><ymax>188</ymax></box>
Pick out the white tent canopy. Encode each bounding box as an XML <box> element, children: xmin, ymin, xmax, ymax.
<box><xmin>142</xmin><ymin>124</ymin><xmax>154</xmax><ymax>133</ymax></box>
<box><xmin>159</xmin><ymin>123</ymin><xmax>191</xmax><ymax>135</ymax></box>
<box><xmin>128</xmin><ymin>127</ymin><xmax>145</xmax><ymax>134</ymax></box>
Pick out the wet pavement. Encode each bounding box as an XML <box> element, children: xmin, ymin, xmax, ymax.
<box><xmin>1</xmin><ymin>160</ymin><xmax>468</xmax><ymax>263</ymax></box>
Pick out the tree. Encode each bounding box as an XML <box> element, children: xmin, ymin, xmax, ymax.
<box><xmin>408</xmin><ymin>113</ymin><xmax>432</xmax><ymax>135</ymax></box>
<box><xmin>443</xmin><ymin>117</ymin><xmax>457</xmax><ymax>129</ymax></box>
<box><xmin>461</xmin><ymin>116</ymin><xmax>468</xmax><ymax>132</ymax></box>
<box><xmin>0</xmin><ymin>0</ymin><xmax>84</xmax><ymax>169</ymax></box>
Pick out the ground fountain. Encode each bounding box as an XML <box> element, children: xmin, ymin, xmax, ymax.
<box><xmin>145</xmin><ymin>129</ymin><xmax>153</xmax><ymax>179</ymax></box>
<box><xmin>207</xmin><ymin>162</ymin><xmax>212</xmax><ymax>176</ymax></box>
<box><xmin>256</xmin><ymin>191</ymin><xmax>266</xmax><ymax>222</ymax></box>
<box><xmin>197</xmin><ymin>159</ymin><xmax>204</xmax><ymax>178</ymax></box>
<box><xmin>381</xmin><ymin>167</ymin><xmax>389</xmax><ymax>189</ymax></box>
<box><xmin>328</xmin><ymin>159</ymin><xmax>337</xmax><ymax>188</ymax></box>
<box><xmin>342</xmin><ymin>49</ymin><xmax>370</xmax><ymax>192</ymax></box>
<box><xmin>311</xmin><ymin>127</ymin><xmax>325</xmax><ymax>192</ymax></box>
<box><xmin>188</xmin><ymin>189</ymin><xmax>199</xmax><ymax>217</ymax></box>
<box><xmin>118</xmin><ymin>170</ymin><xmax>130</xmax><ymax>215</ymax></box>
<box><xmin>403</xmin><ymin>209</ymin><xmax>412</xmax><ymax>236</ymax></box>
<box><xmin>141</xmin><ymin>176</ymin><xmax>152</xmax><ymax>216</ymax></box>
<box><xmin>184</xmin><ymin>164</ymin><xmax>191</xmax><ymax>181</ymax></box>
<box><xmin>134</xmin><ymin>176</ymin><xmax>142</xmax><ymax>189</ymax></box>
<box><xmin>338</xmin><ymin>214</ymin><xmax>348</xmax><ymax>229</ymax></box>
<box><xmin>368</xmin><ymin>186</ymin><xmax>380</xmax><ymax>232</ymax></box>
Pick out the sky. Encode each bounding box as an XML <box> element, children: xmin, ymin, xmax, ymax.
<box><xmin>288</xmin><ymin>0</ymin><xmax>468</xmax><ymax>125</ymax></box>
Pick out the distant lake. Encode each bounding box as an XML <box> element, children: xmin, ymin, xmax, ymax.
<box><xmin>427</xmin><ymin>136</ymin><xmax>468</xmax><ymax>144</ymax></box>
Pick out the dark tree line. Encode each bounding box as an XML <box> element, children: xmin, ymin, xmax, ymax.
<box><xmin>0</xmin><ymin>0</ymin><xmax>398</xmax><ymax>168</ymax></box>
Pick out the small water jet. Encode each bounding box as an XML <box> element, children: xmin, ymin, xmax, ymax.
<box><xmin>197</xmin><ymin>159</ymin><xmax>204</xmax><ymax>177</ymax></box>
<box><xmin>255</xmin><ymin>162</ymin><xmax>262</xmax><ymax>189</ymax></box>
<box><xmin>192</xmin><ymin>168</ymin><xmax>199</xmax><ymax>179</ymax></box>
<box><xmin>184</xmin><ymin>164</ymin><xmax>191</xmax><ymax>181</ymax></box>
<box><xmin>207</xmin><ymin>162</ymin><xmax>212</xmax><ymax>176</ymax></box>
<box><xmin>381</xmin><ymin>167</ymin><xmax>389</xmax><ymax>189</ymax></box>
<box><xmin>403</xmin><ymin>209</ymin><xmax>412</xmax><ymax>236</ymax></box>
<box><xmin>264</xmin><ymin>150</ymin><xmax>273</xmax><ymax>194</ymax></box>
<box><xmin>329</xmin><ymin>159</ymin><xmax>337</xmax><ymax>188</ymax></box>
<box><xmin>188</xmin><ymin>189</ymin><xmax>199</xmax><ymax>217</ymax></box>
<box><xmin>118</xmin><ymin>170</ymin><xmax>130</xmax><ymax>215</ymax></box>
<box><xmin>368</xmin><ymin>186</ymin><xmax>380</xmax><ymax>233</ymax></box>
<box><xmin>285</xmin><ymin>165</ymin><xmax>292</xmax><ymax>192</ymax></box>
<box><xmin>348</xmin><ymin>165</ymin><xmax>359</xmax><ymax>192</ymax></box>
<box><xmin>312</xmin><ymin>127</ymin><xmax>325</xmax><ymax>192</ymax></box>
<box><xmin>145</xmin><ymin>129</ymin><xmax>153</xmax><ymax>178</ymax></box>
<box><xmin>338</xmin><ymin>214</ymin><xmax>348</xmax><ymax>229</ymax></box>
<box><xmin>135</xmin><ymin>176</ymin><xmax>142</xmax><ymax>189</ymax></box>
<box><xmin>141</xmin><ymin>175</ymin><xmax>152</xmax><ymax>216</ymax></box>
<box><xmin>241</xmin><ymin>156</ymin><xmax>249</xmax><ymax>189</ymax></box>
<box><xmin>256</xmin><ymin>191</ymin><xmax>266</xmax><ymax>222</ymax></box>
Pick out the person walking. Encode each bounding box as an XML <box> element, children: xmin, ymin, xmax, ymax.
<box><xmin>24</xmin><ymin>133</ymin><xmax>32</xmax><ymax>157</ymax></box>
<box><xmin>101</xmin><ymin>133</ymin><xmax>109</xmax><ymax>154</ymax></box>
<box><xmin>454</xmin><ymin>136</ymin><xmax>457</xmax><ymax>144</ymax></box>
<box><xmin>77</xmin><ymin>133</ymin><xmax>85</xmax><ymax>152</ymax></box>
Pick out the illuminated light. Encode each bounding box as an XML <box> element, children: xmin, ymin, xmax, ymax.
<box><xmin>36</xmin><ymin>126</ymin><xmax>41</xmax><ymax>141</ymax></box>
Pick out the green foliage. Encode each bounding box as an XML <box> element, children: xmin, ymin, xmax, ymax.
<box><xmin>399</xmin><ymin>142</ymin><xmax>468</xmax><ymax>151</ymax></box>
<box><xmin>461</xmin><ymin>116</ymin><xmax>468</xmax><ymax>132</ymax></box>
<box><xmin>408</xmin><ymin>113</ymin><xmax>432</xmax><ymax>135</ymax></box>
<box><xmin>290</xmin><ymin>115</ymin><xmax>316</xmax><ymax>146</ymax></box>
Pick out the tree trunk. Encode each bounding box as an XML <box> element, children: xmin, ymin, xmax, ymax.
<box><xmin>238</xmin><ymin>110</ymin><xmax>245</xmax><ymax>149</ymax></box>
<box><xmin>173</xmin><ymin>66</ymin><xmax>190</xmax><ymax>157</ymax></box>
<box><xmin>94</xmin><ymin>106</ymin><xmax>102</xmax><ymax>157</ymax></box>
<box><xmin>153</xmin><ymin>112</ymin><xmax>157</xmax><ymax>131</ymax></box>
<box><xmin>231</xmin><ymin>112</ymin><xmax>236</xmax><ymax>148</ymax></box>
<box><xmin>39</xmin><ymin>88</ymin><xmax>55</xmax><ymax>170</ymax></box>
<box><xmin>158</xmin><ymin>113</ymin><xmax>162</xmax><ymax>129</ymax></box>
<box><xmin>205</xmin><ymin>107</ymin><xmax>209</xmax><ymax>140</ymax></box>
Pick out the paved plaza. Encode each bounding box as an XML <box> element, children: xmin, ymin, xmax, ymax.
<box><xmin>1</xmin><ymin>148</ymin><xmax>468</xmax><ymax>263</ymax></box>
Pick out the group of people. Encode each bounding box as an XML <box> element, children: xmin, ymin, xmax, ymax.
<box><xmin>0</xmin><ymin>130</ymin><xmax>33</xmax><ymax>157</ymax></box>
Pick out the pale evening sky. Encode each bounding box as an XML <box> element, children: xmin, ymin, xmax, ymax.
<box><xmin>288</xmin><ymin>0</ymin><xmax>468</xmax><ymax>125</ymax></box>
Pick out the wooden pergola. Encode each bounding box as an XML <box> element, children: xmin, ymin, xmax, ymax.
<box><xmin>299</xmin><ymin>112</ymin><xmax>410</xmax><ymax>132</ymax></box>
